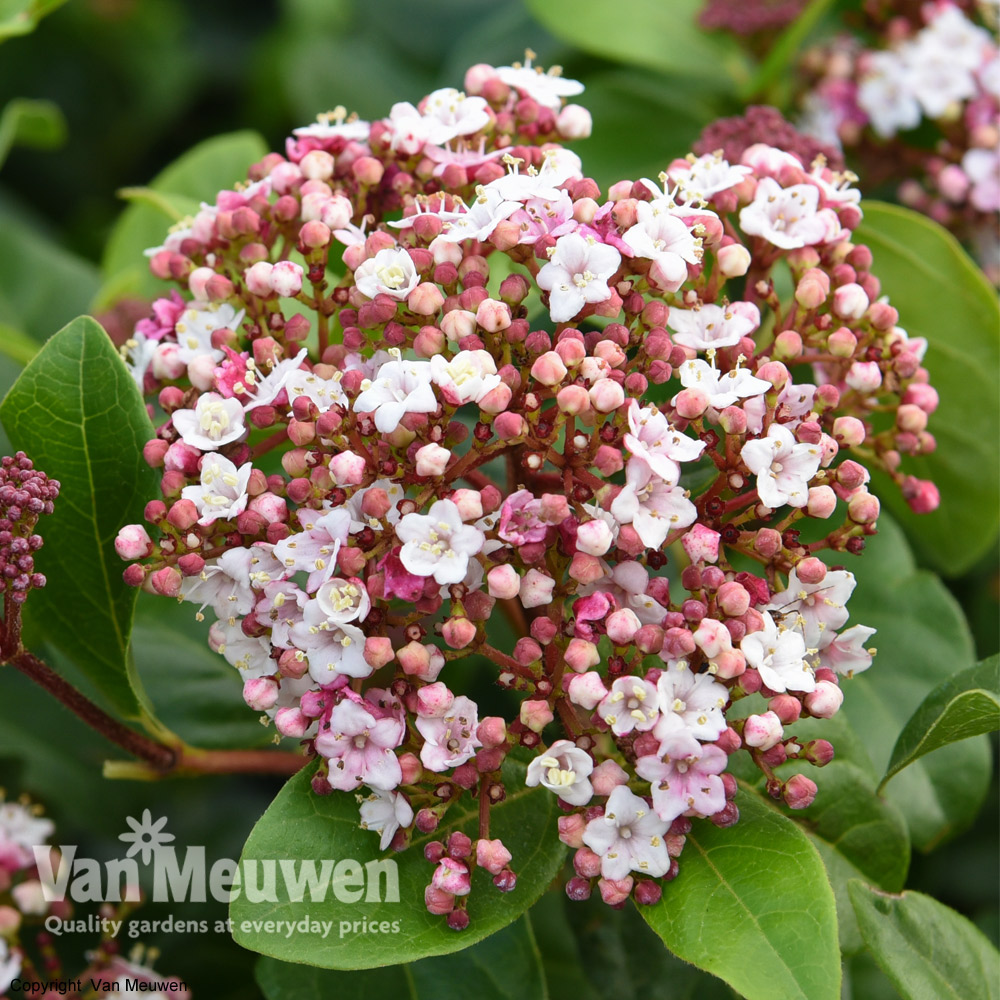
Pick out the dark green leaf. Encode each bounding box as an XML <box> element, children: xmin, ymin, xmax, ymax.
<box><xmin>857</xmin><ymin>202</ymin><xmax>1000</xmax><ymax>575</ymax></box>
<box><xmin>883</xmin><ymin>655</ymin><xmax>1000</xmax><ymax>787</ymax></box>
<box><xmin>0</xmin><ymin>98</ymin><xmax>66</xmax><ymax>168</ymax></box>
<box><xmin>255</xmin><ymin>914</ymin><xmax>545</xmax><ymax>1000</ymax></box>
<box><xmin>834</xmin><ymin>516</ymin><xmax>991</xmax><ymax>850</ymax></box>
<box><xmin>0</xmin><ymin>211</ymin><xmax>100</xmax><ymax>342</ymax></box>
<box><xmin>849</xmin><ymin>881</ymin><xmax>1000</xmax><ymax>1000</ymax></box>
<box><xmin>640</xmin><ymin>788</ymin><xmax>840</xmax><ymax>1000</ymax></box>
<box><xmin>523</xmin><ymin>0</ymin><xmax>750</xmax><ymax>90</ymax></box>
<box><xmin>231</xmin><ymin>757</ymin><xmax>566</xmax><ymax>968</ymax></box>
<box><xmin>99</xmin><ymin>131</ymin><xmax>268</xmax><ymax>304</ymax></box>
<box><xmin>0</xmin><ymin>316</ymin><xmax>159</xmax><ymax>718</ymax></box>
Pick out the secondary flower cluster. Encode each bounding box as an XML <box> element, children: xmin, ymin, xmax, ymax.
<box><xmin>115</xmin><ymin>57</ymin><xmax>939</xmax><ymax>924</ymax></box>
<box><xmin>0</xmin><ymin>795</ymin><xmax>187</xmax><ymax>998</ymax></box>
<box><xmin>0</xmin><ymin>453</ymin><xmax>59</xmax><ymax>608</ymax></box>
<box><xmin>796</xmin><ymin>0</ymin><xmax>999</xmax><ymax>279</ymax></box>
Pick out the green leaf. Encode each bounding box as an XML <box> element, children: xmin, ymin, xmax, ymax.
<box><xmin>99</xmin><ymin>130</ymin><xmax>268</xmax><ymax>304</ymax></box>
<box><xmin>0</xmin><ymin>0</ymin><xmax>68</xmax><ymax>41</ymax></box>
<box><xmin>0</xmin><ymin>98</ymin><xmax>66</xmax><ymax>169</ymax></box>
<box><xmin>848</xmin><ymin>881</ymin><xmax>1000</xmax><ymax>1000</ymax></box>
<box><xmin>231</xmin><ymin>757</ymin><xmax>566</xmax><ymax>969</ymax></box>
<box><xmin>741</xmin><ymin>0</ymin><xmax>837</xmax><ymax>101</ymax></box>
<box><xmin>857</xmin><ymin>202</ymin><xmax>1000</xmax><ymax>576</ymax></box>
<box><xmin>522</xmin><ymin>0</ymin><xmax>750</xmax><ymax>90</ymax></box>
<box><xmin>882</xmin><ymin>655</ymin><xmax>1000</xmax><ymax>788</ymax></box>
<box><xmin>0</xmin><ymin>210</ymin><xmax>100</xmax><ymax>342</ymax></box>
<box><xmin>639</xmin><ymin>788</ymin><xmax>840</xmax><ymax>1000</ymax></box>
<box><xmin>833</xmin><ymin>516</ymin><xmax>991</xmax><ymax>850</ymax></box>
<box><xmin>0</xmin><ymin>316</ymin><xmax>160</xmax><ymax>718</ymax></box>
<box><xmin>255</xmin><ymin>914</ymin><xmax>546</xmax><ymax>999</ymax></box>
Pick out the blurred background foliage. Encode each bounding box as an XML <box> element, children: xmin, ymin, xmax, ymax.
<box><xmin>0</xmin><ymin>0</ymin><xmax>995</xmax><ymax>996</ymax></box>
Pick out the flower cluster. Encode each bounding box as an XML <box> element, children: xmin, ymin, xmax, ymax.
<box><xmin>796</xmin><ymin>1</ymin><xmax>999</xmax><ymax>278</ymax></box>
<box><xmin>115</xmin><ymin>55</ymin><xmax>939</xmax><ymax>925</ymax></box>
<box><xmin>0</xmin><ymin>795</ymin><xmax>187</xmax><ymax>997</ymax></box>
<box><xmin>0</xmin><ymin>453</ymin><xmax>59</xmax><ymax>607</ymax></box>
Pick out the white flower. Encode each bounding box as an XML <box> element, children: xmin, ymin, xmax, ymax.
<box><xmin>669</xmin><ymin>151</ymin><xmax>752</xmax><ymax>201</ymax></box>
<box><xmin>437</xmin><ymin>184</ymin><xmax>521</xmax><ymax>243</ymax></box>
<box><xmin>582</xmin><ymin>785</ymin><xmax>671</xmax><ymax>880</ymax></box>
<box><xmin>396</xmin><ymin>499</ymin><xmax>485</xmax><ymax>585</ymax></box>
<box><xmin>354</xmin><ymin>247</ymin><xmax>418</xmax><ymax>301</ymax></box>
<box><xmin>857</xmin><ymin>50</ymin><xmax>921</xmax><ymax>137</ymax></box>
<box><xmin>172</xmin><ymin>392</ymin><xmax>246</xmax><ymax>451</ymax></box>
<box><xmin>675</xmin><ymin>357</ymin><xmax>772</xmax><ymax>409</ymax></box>
<box><xmin>315</xmin><ymin>576</ymin><xmax>370</xmax><ymax>626</ymax></box>
<box><xmin>903</xmin><ymin>34</ymin><xmax>978</xmax><ymax>119</ymax></box>
<box><xmin>273</xmin><ymin>507</ymin><xmax>351</xmax><ymax>594</ymax></box>
<box><xmin>622</xmin><ymin>201</ymin><xmax>702</xmax><ymax>291</ymax></box>
<box><xmin>741</xmin><ymin>423</ymin><xmax>822</xmax><ymax>509</ymax></box>
<box><xmin>421</xmin><ymin>87</ymin><xmax>490</xmax><ymax>141</ymax></box>
<box><xmin>667</xmin><ymin>301</ymin><xmax>760</xmax><ymax>351</ymax></box>
<box><xmin>496</xmin><ymin>53</ymin><xmax>584</xmax><ymax>110</ymax></box>
<box><xmin>353</xmin><ymin>357</ymin><xmax>437</xmax><ymax>433</ymax></box>
<box><xmin>359</xmin><ymin>789</ymin><xmax>414</xmax><ymax>850</ymax></box>
<box><xmin>209</xmin><ymin>619</ymin><xmax>272</xmax><ymax>675</ymax></box>
<box><xmin>741</xmin><ymin>612</ymin><xmax>815</xmax><ymax>693</ymax></box>
<box><xmin>623</xmin><ymin>400</ymin><xmax>706</xmax><ymax>482</ymax></box>
<box><xmin>537</xmin><ymin>233</ymin><xmax>621</xmax><ymax>323</ymax></box>
<box><xmin>181</xmin><ymin>454</ymin><xmax>252</xmax><ymax>525</ymax></box>
<box><xmin>488</xmin><ymin>148</ymin><xmax>583</xmax><ymax>202</ymax></box>
<box><xmin>610</xmin><ymin>460</ymin><xmax>696</xmax><ymax>549</ymax></box>
<box><xmin>181</xmin><ymin>546</ymin><xmax>276</xmax><ymax>621</ymax></box>
<box><xmin>767</xmin><ymin>567</ymin><xmax>856</xmax><ymax>650</ymax></box>
<box><xmin>289</xmin><ymin>605</ymin><xmax>369</xmax><ymax>683</ymax></box>
<box><xmin>739</xmin><ymin>177</ymin><xmax>840</xmax><ymax>249</ymax></box>
<box><xmin>597</xmin><ymin>677</ymin><xmax>660</xmax><ymax>736</ymax></box>
<box><xmin>0</xmin><ymin>801</ymin><xmax>54</xmax><ymax>855</ymax></box>
<box><xmin>283</xmin><ymin>368</ymin><xmax>348</xmax><ymax>413</ymax></box>
<box><xmin>293</xmin><ymin>106</ymin><xmax>370</xmax><ymax>142</ymax></box>
<box><xmin>173</xmin><ymin>301</ymin><xmax>244</xmax><ymax>364</ymax></box>
<box><xmin>243</xmin><ymin>348</ymin><xmax>308</xmax><ymax>410</ymax></box>
<box><xmin>121</xmin><ymin>333</ymin><xmax>157</xmax><ymax>388</ymax></box>
<box><xmin>653</xmin><ymin>659</ymin><xmax>729</xmax><ymax>743</ymax></box>
<box><xmin>525</xmin><ymin>740</ymin><xmax>594</xmax><ymax>806</ymax></box>
<box><xmin>819</xmin><ymin>623</ymin><xmax>877</xmax><ymax>676</ymax></box>
<box><xmin>429</xmin><ymin>350</ymin><xmax>501</xmax><ymax>406</ymax></box>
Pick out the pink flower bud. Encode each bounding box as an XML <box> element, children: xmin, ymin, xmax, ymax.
<box><xmin>442</xmin><ymin>616</ymin><xmax>477</xmax><ymax>650</ymax></box>
<box><xmin>115</xmin><ymin>524</ymin><xmax>152</xmax><ymax>560</ymax></box>
<box><xmin>717</xmin><ymin>242</ymin><xmax>751</xmax><ymax>277</ymax></box>
<box><xmin>594</xmin><ymin>444</ymin><xmax>625</xmax><ymax>475</ymax></box>
<box><xmin>483</xmin><ymin>564</ymin><xmax>519</xmax><ymax>601</ymax></box>
<box><xmin>556</xmin><ymin>103</ymin><xmax>592</xmax><ymax>139</ymax></box>
<box><xmin>673</xmin><ymin>386</ymin><xmax>709</xmax><ymax>419</ymax></box>
<box><xmin>807</xmin><ymin>485</ymin><xmax>837</xmax><ymax>519</ymax></box>
<box><xmin>414</xmin><ymin>442</ymin><xmax>451</xmax><ymax>477</ymax></box>
<box><xmin>274</xmin><ymin>707</ymin><xmax>309</xmax><ymax>738</ymax></box>
<box><xmin>598</xmin><ymin>876</ymin><xmax>634</xmax><ymax>906</ymax></box>
<box><xmin>896</xmin><ymin>404</ymin><xmax>928</xmax><ymax>434</ymax></box>
<box><xmin>846</xmin><ymin>361</ymin><xmax>882</xmax><ymax>393</ymax></box>
<box><xmin>407</xmin><ymin>282</ymin><xmax>445</xmax><ymax>316</ymax></box>
<box><xmin>478</xmin><ymin>382</ymin><xmax>513</xmax><ymax>414</ymax></box>
<box><xmin>754</xmin><ymin>527</ymin><xmax>783</xmax><ymax>559</ymax></box>
<box><xmin>743</xmin><ymin>711</ymin><xmax>783</xmax><ymax>750</ymax></box>
<box><xmin>558</xmin><ymin>814</ymin><xmax>587</xmax><ymax>848</ymax></box>
<box><xmin>832</xmin><ymin>282</ymin><xmax>869</xmax><ymax>320</ymax></box>
<box><xmin>902</xmin><ymin>476</ymin><xmax>940</xmax><ymax>514</ymax></box>
<box><xmin>432</xmin><ymin>858</ymin><xmax>471</xmax><ymax>896</ymax></box>
<box><xmin>248</xmin><ymin>492</ymin><xmax>288</xmax><ymax>524</ymax></box>
<box><xmin>363</xmin><ymin>636</ymin><xmax>394</xmax><ymax>670</ymax></box>
<box><xmin>827</xmin><ymin>326</ymin><xmax>857</xmax><ymax>358</ymax></box>
<box><xmin>475</xmin><ymin>838</ymin><xmax>513</xmax><ymax>875</ymax></box>
<box><xmin>424</xmin><ymin>885</ymin><xmax>456</xmax><ymax>915</ymax></box>
<box><xmin>493</xmin><ymin>411</ymin><xmax>527</xmax><ymax>439</ymax></box>
<box><xmin>300</xmin><ymin>149</ymin><xmax>334</xmax><ymax>180</ymax></box>
<box><xmin>474</xmin><ymin>297</ymin><xmax>512</xmax><ymax>333</ymax></box>
<box><xmin>166</xmin><ymin>499</ymin><xmax>199</xmax><ymax>532</ymax></box>
<box><xmin>714</xmin><ymin>648</ymin><xmax>746</xmax><ymax>679</ymax></box>
<box><xmin>692</xmin><ymin>617</ymin><xmax>732</xmax><ymax>659</ymax></box>
<box><xmin>606</xmin><ymin>608</ymin><xmax>641</xmax><ymax>644</ymax></box>
<box><xmin>520</xmin><ymin>699</ymin><xmax>554</xmax><ymax>733</ymax></box>
<box><xmin>271</xmin><ymin>260</ymin><xmax>303</xmax><ymax>297</ymax></box>
<box><xmin>682</xmin><ymin>523</ymin><xmax>720</xmax><ymax>564</ymax></box>
<box><xmin>398</xmin><ymin>640</ymin><xmax>432</xmax><ymax>677</ymax></box>
<box><xmin>848</xmin><ymin>490</ymin><xmax>880</xmax><ymax>524</ymax></box>
<box><xmin>244</xmin><ymin>261</ymin><xmax>274</xmax><ymax>297</ymax></box>
<box><xmin>833</xmin><ymin>416</ymin><xmax>866</xmax><ymax>447</ymax></box>
<box><xmin>783</xmin><ymin>774</ymin><xmax>817</xmax><ymax>810</ymax></box>
<box><xmin>662</xmin><ymin>626</ymin><xmax>696</xmax><ymax>659</ymax></box>
<box><xmin>576</xmin><ymin>518</ymin><xmax>614</xmax><ymax>557</ymax></box>
<box><xmin>530</xmin><ymin>351</ymin><xmax>568</xmax><ymax>387</ymax></box>
<box><xmin>417</xmin><ymin>682</ymin><xmax>454</xmax><ymax>718</ymax></box>
<box><xmin>243</xmin><ymin>676</ymin><xmax>279</xmax><ymax>711</ymax></box>
<box><xmin>556</xmin><ymin>384</ymin><xmax>591</xmax><ymax>415</ymax></box>
<box><xmin>804</xmin><ymin>680</ymin><xmax>844</xmax><ymax>718</ymax></box>
<box><xmin>591</xmin><ymin>759</ymin><xmax>628</xmax><ymax>796</ymax></box>
<box><xmin>520</xmin><ymin>568</ymin><xmax>555</xmax><ymax>608</ymax></box>
<box><xmin>717</xmin><ymin>581</ymin><xmax>750</xmax><ymax>617</ymax></box>
<box><xmin>440</xmin><ymin>308</ymin><xmax>477</xmax><ymax>342</ymax></box>
<box><xmin>329</xmin><ymin>450</ymin><xmax>367</xmax><ymax>485</ymax></box>
<box><xmin>794</xmin><ymin>268</ymin><xmax>830</xmax><ymax>309</ymax></box>
<box><xmin>565</xmin><ymin>670</ymin><xmax>608</xmax><ymax>710</ymax></box>
<box><xmin>564</xmin><ymin>639</ymin><xmax>602</xmax><ymax>675</ymax></box>
<box><xmin>902</xmin><ymin>383</ymin><xmax>939</xmax><ymax>414</ymax></box>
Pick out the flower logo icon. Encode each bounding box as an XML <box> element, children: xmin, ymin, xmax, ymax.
<box><xmin>118</xmin><ymin>810</ymin><xmax>175</xmax><ymax>864</ymax></box>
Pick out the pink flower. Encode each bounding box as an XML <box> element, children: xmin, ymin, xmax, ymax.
<box><xmin>635</xmin><ymin>732</ymin><xmax>727</xmax><ymax>823</ymax></box>
<box><xmin>315</xmin><ymin>699</ymin><xmax>405</xmax><ymax>791</ymax></box>
<box><xmin>416</xmin><ymin>695</ymin><xmax>482</xmax><ymax>771</ymax></box>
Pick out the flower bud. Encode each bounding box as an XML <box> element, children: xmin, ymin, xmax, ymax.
<box><xmin>717</xmin><ymin>242</ymin><xmax>751</xmax><ymax>277</ymax></box>
<box><xmin>558</xmin><ymin>814</ymin><xmax>587</xmax><ymax>848</ymax></box>
<box><xmin>743</xmin><ymin>711</ymin><xmax>783</xmax><ymax>750</ymax></box>
<box><xmin>782</xmin><ymin>774</ymin><xmax>817</xmax><ymax>810</ymax></box>
<box><xmin>530</xmin><ymin>351</ymin><xmax>568</xmax><ymax>386</ymax></box>
<box><xmin>591</xmin><ymin>759</ymin><xmax>628</xmax><ymax>796</ymax></box>
<box><xmin>520</xmin><ymin>699</ymin><xmax>554</xmax><ymax>733</ymax></box>
<box><xmin>804</xmin><ymin>680</ymin><xmax>844</xmax><ymax>718</ymax></box>
<box><xmin>115</xmin><ymin>524</ymin><xmax>153</xmax><ymax>560</ymax></box>
<box><xmin>845</xmin><ymin>361</ymin><xmax>882</xmax><ymax>393</ymax></box>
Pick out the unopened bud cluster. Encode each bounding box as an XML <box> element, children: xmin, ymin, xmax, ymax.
<box><xmin>116</xmin><ymin>54</ymin><xmax>937</xmax><ymax>924</ymax></box>
<box><xmin>0</xmin><ymin>453</ymin><xmax>59</xmax><ymax>606</ymax></box>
